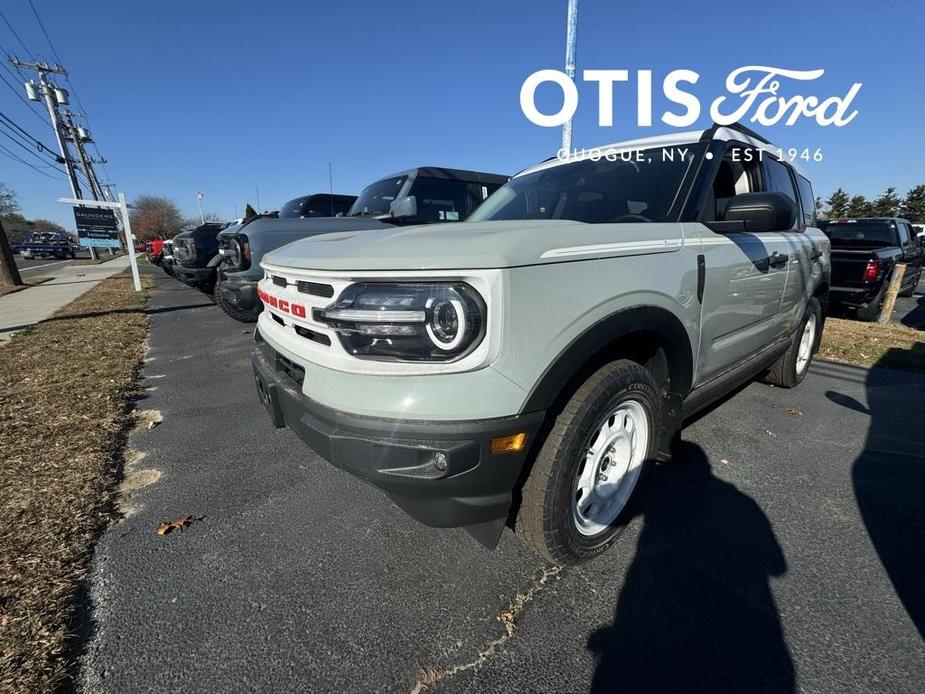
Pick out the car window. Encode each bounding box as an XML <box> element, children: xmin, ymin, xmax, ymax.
<box><xmin>763</xmin><ymin>158</ymin><xmax>798</xmax><ymax>230</ymax></box>
<box><xmin>469</xmin><ymin>144</ymin><xmax>703</xmax><ymax>224</ymax></box>
<box><xmin>824</xmin><ymin>220</ymin><xmax>897</xmax><ymax>246</ymax></box>
<box><xmin>897</xmin><ymin>221</ymin><xmax>910</xmax><ymax>246</ymax></box>
<box><xmin>708</xmin><ymin>149</ymin><xmax>760</xmax><ymax>220</ymax></box>
<box><xmin>409</xmin><ymin>177</ymin><xmax>472</xmax><ymax>222</ymax></box>
<box><xmin>796</xmin><ymin>175</ymin><xmax>817</xmax><ymax>227</ymax></box>
<box><xmin>349</xmin><ymin>176</ymin><xmax>408</xmax><ymax>217</ymax></box>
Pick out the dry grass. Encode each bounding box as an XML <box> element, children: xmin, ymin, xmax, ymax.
<box><xmin>819</xmin><ymin>317</ymin><xmax>925</xmax><ymax>373</ymax></box>
<box><xmin>0</xmin><ymin>275</ymin><xmax>151</xmax><ymax>691</ymax></box>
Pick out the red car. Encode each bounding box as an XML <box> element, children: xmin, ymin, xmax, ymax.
<box><xmin>145</xmin><ymin>239</ymin><xmax>165</xmax><ymax>264</ymax></box>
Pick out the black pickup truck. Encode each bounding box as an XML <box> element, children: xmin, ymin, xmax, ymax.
<box><xmin>172</xmin><ymin>222</ymin><xmax>234</xmax><ymax>290</ymax></box>
<box><xmin>821</xmin><ymin>217</ymin><xmax>923</xmax><ymax>320</ymax></box>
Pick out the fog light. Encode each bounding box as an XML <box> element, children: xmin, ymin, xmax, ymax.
<box><xmin>490</xmin><ymin>432</ymin><xmax>527</xmax><ymax>455</ymax></box>
<box><xmin>433</xmin><ymin>452</ymin><xmax>448</xmax><ymax>471</ymax></box>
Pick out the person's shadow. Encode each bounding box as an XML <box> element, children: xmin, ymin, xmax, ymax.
<box><xmin>588</xmin><ymin>442</ymin><xmax>795</xmax><ymax>693</ymax></box>
<box><xmin>828</xmin><ymin>348</ymin><xmax>925</xmax><ymax>640</ymax></box>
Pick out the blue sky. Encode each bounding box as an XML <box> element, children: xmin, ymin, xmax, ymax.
<box><xmin>1</xmin><ymin>0</ymin><xmax>923</xmax><ymax>229</ymax></box>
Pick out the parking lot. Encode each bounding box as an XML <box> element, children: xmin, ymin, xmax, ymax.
<box><xmin>71</xmin><ymin>266</ymin><xmax>924</xmax><ymax>693</ymax></box>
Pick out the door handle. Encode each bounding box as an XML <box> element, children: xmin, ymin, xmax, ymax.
<box><xmin>768</xmin><ymin>251</ymin><xmax>789</xmax><ymax>267</ymax></box>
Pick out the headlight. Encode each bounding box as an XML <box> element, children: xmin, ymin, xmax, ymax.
<box><xmin>319</xmin><ymin>282</ymin><xmax>485</xmax><ymax>362</ymax></box>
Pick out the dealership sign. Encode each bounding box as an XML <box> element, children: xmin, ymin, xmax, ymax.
<box><xmin>521</xmin><ymin>66</ymin><xmax>862</xmax><ymax>130</ymax></box>
<box><xmin>73</xmin><ymin>205</ymin><xmax>121</xmax><ymax>248</ymax></box>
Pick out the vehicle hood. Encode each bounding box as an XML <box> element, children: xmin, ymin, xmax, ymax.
<box><xmin>262</xmin><ymin>220</ymin><xmax>686</xmax><ymax>271</ymax></box>
<box><xmin>227</xmin><ymin>215</ymin><xmax>391</xmax><ymax>239</ymax></box>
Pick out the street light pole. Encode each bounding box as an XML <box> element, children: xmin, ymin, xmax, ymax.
<box><xmin>561</xmin><ymin>0</ymin><xmax>579</xmax><ymax>153</ymax></box>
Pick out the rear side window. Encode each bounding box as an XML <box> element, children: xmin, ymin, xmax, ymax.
<box><xmin>898</xmin><ymin>222</ymin><xmax>910</xmax><ymax>246</ymax></box>
<box><xmin>796</xmin><ymin>175</ymin><xmax>817</xmax><ymax>227</ymax></box>
<box><xmin>410</xmin><ymin>177</ymin><xmax>472</xmax><ymax>222</ymax></box>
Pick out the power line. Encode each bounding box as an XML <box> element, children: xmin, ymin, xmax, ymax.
<box><xmin>27</xmin><ymin>1</ymin><xmax>62</xmax><ymax>66</ymax></box>
<box><xmin>24</xmin><ymin>2</ymin><xmax>115</xmax><ymax>196</ymax></box>
<box><xmin>0</xmin><ymin>141</ymin><xmax>63</xmax><ymax>179</ymax></box>
<box><xmin>0</xmin><ymin>124</ymin><xmax>62</xmax><ymax>169</ymax></box>
<box><xmin>0</xmin><ymin>9</ymin><xmax>33</xmax><ymax>57</ymax></box>
<box><xmin>0</xmin><ymin>110</ymin><xmax>60</xmax><ymax>156</ymax></box>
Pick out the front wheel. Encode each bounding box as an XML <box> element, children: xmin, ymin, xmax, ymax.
<box><xmin>516</xmin><ymin>360</ymin><xmax>659</xmax><ymax>565</ymax></box>
<box><xmin>761</xmin><ymin>298</ymin><xmax>821</xmax><ymax>388</ymax></box>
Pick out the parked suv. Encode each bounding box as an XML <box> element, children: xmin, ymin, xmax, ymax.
<box><xmin>251</xmin><ymin>124</ymin><xmax>830</xmax><ymax>564</ymax></box>
<box><xmin>172</xmin><ymin>222</ymin><xmax>232</xmax><ymax>290</ymax></box>
<box><xmin>215</xmin><ymin>169</ymin><xmax>507</xmax><ymax>322</ymax></box>
<box><xmin>819</xmin><ymin>217</ymin><xmax>923</xmax><ymax>320</ymax></box>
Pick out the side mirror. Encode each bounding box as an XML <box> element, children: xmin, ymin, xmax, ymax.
<box><xmin>707</xmin><ymin>192</ymin><xmax>796</xmax><ymax>233</ymax></box>
<box><xmin>389</xmin><ymin>195</ymin><xmax>417</xmax><ymax>220</ymax></box>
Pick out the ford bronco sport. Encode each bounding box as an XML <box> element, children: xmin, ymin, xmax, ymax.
<box><xmin>251</xmin><ymin>124</ymin><xmax>830</xmax><ymax>564</ymax></box>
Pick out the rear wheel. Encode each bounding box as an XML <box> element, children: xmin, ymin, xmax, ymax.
<box><xmin>516</xmin><ymin>360</ymin><xmax>659</xmax><ymax>565</ymax></box>
<box><xmin>762</xmin><ymin>298</ymin><xmax>821</xmax><ymax>388</ymax></box>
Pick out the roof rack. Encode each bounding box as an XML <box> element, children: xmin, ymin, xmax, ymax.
<box><xmin>699</xmin><ymin>122</ymin><xmax>772</xmax><ymax>145</ymax></box>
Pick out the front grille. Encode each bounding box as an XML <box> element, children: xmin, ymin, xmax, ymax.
<box><xmin>294</xmin><ymin>325</ymin><xmax>331</xmax><ymax>346</ymax></box>
<box><xmin>274</xmin><ymin>352</ymin><xmax>304</xmax><ymax>386</ymax></box>
<box><xmin>297</xmin><ymin>280</ymin><xmax>334</xmax><ymax>298</ymax></box>
<box><xmin>272</xmin><ymin>275</ymin><xmax>288</xmax><ymax>287</ymax></box>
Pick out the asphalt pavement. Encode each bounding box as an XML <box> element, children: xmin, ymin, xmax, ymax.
<box><xmin>13</xmin><ymin>249</ymin><xmax>96</xmax><ymax>273</ymax></box>
<box><xmin>78</xmin><ymin>267</ymin><xmax>925</xmax><ymax>693</ymax></box>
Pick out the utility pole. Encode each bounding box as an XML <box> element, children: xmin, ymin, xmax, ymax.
<box><xmin>10</xmin><ymin>58</ymin><xmax>98</xmax><ymax>259</ymax></box>
<box><xmin>65</xmin><ymin>112</ymin><xmax>103</xmax><ymax>199</ymax></box>
<box><xmin>64</xmin><ymin>111</ymin><xmax>114</xmax><ymax>252</ymax></box>
<box><xmin>561</xmin><ymin>0</ymin><xmax>579</xmax><ymax>153</ymax></box>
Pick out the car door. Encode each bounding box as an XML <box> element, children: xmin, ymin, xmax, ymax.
<box><xmin>897</xmin><ymin>221</ymin><xmax>923</xmax><ymax>285</ymax></box>
<box><xmin>691</xmin><ymin>144</ymin><xmax>791</xmax><ymax>384</ymax></box>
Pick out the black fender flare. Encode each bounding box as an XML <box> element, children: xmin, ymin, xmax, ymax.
<box><xmin>519</xmin><ymin>305</ymin><xmax>694</xmax><ymax>414</ymax></box>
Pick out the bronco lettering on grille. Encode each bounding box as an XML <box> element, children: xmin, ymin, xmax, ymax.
<box><xmin>257</xmin><ymin>289</ymin><xmax>308</xmax><ymax>319</ymax></box>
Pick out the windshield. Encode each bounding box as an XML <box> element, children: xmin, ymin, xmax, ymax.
<box><xmin>348</xmin><ymin>176</ymin><xmax>407</xmax><ymax>217</ymax></box>
<box><xmin>468</xmin><ymin>145</ymin><xmax>703</xmax><ymax>224</ymax></box>
<box><xmin>823</xmin><ymin>221</ymin><xmax>897</xmax><ymax>246</ymax></box>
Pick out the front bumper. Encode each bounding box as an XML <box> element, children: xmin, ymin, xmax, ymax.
<box><xmin>217</xmin><ymin>276</ymin><xmax>259</xmax><ymax>311</ymax></box>
<box><xmin>174</xmin><ymin>264</ymin><xmax>216</xmax><ymax>287</ymax></box>
<box><xmin>251</xmin><ymin>337</ymin><xmax>545</xmax><ymax>542</ymax></box>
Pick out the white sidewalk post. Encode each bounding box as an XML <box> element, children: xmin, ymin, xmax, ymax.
<box><xmin>119</xmin><ymin>192</ymin><xmax>142</xmax><ymax>292</ymax></box>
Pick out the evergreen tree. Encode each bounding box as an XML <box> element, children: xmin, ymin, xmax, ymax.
<box><xmin>244</xmin><ymin>203</ymin><xmax>258</xmax><ymax>220</ymax></box>
<box><xmin>901</xmin><ymin>184</ymin><xmax>925</xmax><ymax>223</ymax></box>
<box><xmin>871</xmin><ymin>186</ymin><xmax>901</xmax><ymax>217</ymax></box>
<box><xmin>825</xmin><ymin>188</ymin><xmax>849</xmax><ymax>218</ymax></box>
<box><xmin>846</xmin><ymin>195</ymin><xmax>873</xmax><ymax>218</ymax></box>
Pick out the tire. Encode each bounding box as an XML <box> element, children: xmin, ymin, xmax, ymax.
<box><xmin>762</xmin><ymin>297</ymin><xmax>821</xmax><ymax>388</ymax></box>
<box><xmin>856</xmin><ymin>283</ymin><xmax>886</xmax><ymax>322</ymax></box>
<box><xmin>516</xmin><ymin>360</ymin><xmax>660</xmax><ymax>565</ymax></box>
<box><xmin>897</xmin><ymin>268</ymin><xmax>920</xmax><ymax>298</ymax></box>
<box><xmin>214</xmin><ymin>281</ymin><xmax>261</xmax><ymax>323</ymax></box>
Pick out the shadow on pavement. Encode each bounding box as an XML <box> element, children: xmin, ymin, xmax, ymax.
<box><xmin>588</xmin><ymin>442</ymin><xmax>795</xmax><ymax>693</ymax></box>
<box><xmin>826</xmin><ymin>349</ymin><xmax>925</xmax><ymax>639</ymax></box>
<box><xmin>898</xmin><ymin>294</ymin><xmax>925</xmax><ymax>329</ymax></box>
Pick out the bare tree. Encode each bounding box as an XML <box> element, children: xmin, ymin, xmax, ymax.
<box><xmin>129</xmin><ymin>196</ymin><xmax>185</xmax><ymax>241</ymax></box>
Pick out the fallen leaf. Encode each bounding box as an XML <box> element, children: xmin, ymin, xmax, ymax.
<box><xmin>787</xmin><ymin>407</ymin><xmax>802</xmax><ymax>416</ymax></box>
<box><xmin>720</xmin><ymin>458</ymin><xmax>730</xmax><ymax>465</ymax></box>
<box><xmin>155</xmin><ymin>515</ymin><xmax>204</xmax><ymax>535</ymax></box>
